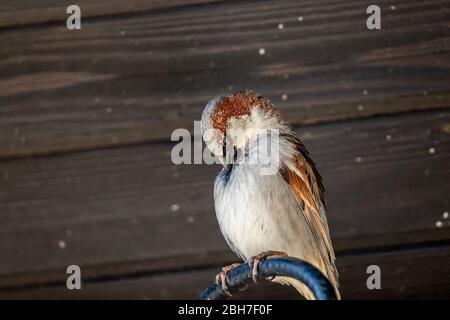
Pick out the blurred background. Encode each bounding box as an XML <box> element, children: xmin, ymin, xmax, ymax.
<box><xmin>0</xmin><ymin>0</ymin><xmax>449</xmax><ymax>299</ymax></box>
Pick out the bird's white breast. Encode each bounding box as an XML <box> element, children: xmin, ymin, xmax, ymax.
<box><xmin>214</xmin><ymin>163</ymin><xmax>321</xmax><ymax>267</ymax></box>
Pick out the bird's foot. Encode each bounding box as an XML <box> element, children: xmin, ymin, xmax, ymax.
<box><xmin>248</xmin><ymin>250</ymin><xmax>288</xmax><ymax>283</ymax></box>
<box><xmin>215</xmin><ymin>263</ymin><xmax>241</xmax><ymax>296</ymax></box>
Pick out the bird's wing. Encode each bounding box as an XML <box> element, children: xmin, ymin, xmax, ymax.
<box><xmin>280</xmin><ymin>134</ymin><xmax>339</xmax><ymax>292</ymax></box>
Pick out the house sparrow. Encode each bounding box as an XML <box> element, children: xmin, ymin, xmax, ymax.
<box><xmin>201</xmin><ymin>90</ymin><xmax>340</xmax><ymax>300</ymax></box>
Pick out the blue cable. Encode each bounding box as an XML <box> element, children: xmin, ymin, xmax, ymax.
<box><xmin>199</xmin><ymin>257</ymin><xmax>337</xmax><ymax>300</ymax></box>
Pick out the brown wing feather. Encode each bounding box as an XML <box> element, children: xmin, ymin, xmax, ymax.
<box><xmin>280</xmin><ymin>134</ymin><xmax>340</xmax><ymax>296</ymax></box>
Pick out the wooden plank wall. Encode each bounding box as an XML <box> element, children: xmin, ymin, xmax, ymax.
<box><xmin>0</xmin><ymin>0</ymin><xmax>449</xmax><ymax>299</ymax></box>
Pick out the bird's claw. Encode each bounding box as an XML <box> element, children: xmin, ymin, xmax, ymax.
<box><xmin>215</xmin><ymin>263</ymin><xmax>241</xmax><ymax>296</ymax></box>
<box><xmin>248</xmin><ymin>250</ymin><xmax>288</xmax><ymax>283</ymax></box>
<box><xmin>215</xmin><ymin>271</ymin><xmax>232</xmax><ymax>296</ymax></box>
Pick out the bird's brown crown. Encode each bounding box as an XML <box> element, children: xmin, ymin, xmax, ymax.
<box><xmin>211</xmin><ymin>90</ymin><xmax>276</xmax><ymax>134</ymax></box>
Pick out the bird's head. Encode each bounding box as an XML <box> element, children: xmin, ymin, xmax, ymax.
<box><xmin>201</xmin><ymin>90</ymin><xmax>285</xmax><ymax>167</ymax></box>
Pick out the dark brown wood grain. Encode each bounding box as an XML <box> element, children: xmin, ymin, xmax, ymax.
<box><xmin>1</xmin><ymin>244</ymin><xmax>449</xmax><ymax>299</ymax></box>
<box><xmin>0</xmin><ymin>0</ymin><xmax>225</xmax><ymax>29</ymax></box>
<box><xmin>1</xmin><ymin>0</ymin><xmax>449</xmax><ymax>158</ymax></box>
<box><xmin>1</xmin><ymin>109</ymin><xmax>449</xmax><ymax>290</ymax></box>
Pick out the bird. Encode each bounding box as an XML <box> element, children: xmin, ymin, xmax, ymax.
<box><xmin>201</xmin><ymin>90</ymin><xmax>340</xmax><ymax>300</ymax></box>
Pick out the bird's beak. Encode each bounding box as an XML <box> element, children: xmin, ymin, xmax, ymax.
<box><xmin>217</xmin><ymin>155</ymin><xmax>227</xmax><ymax>168</ymax></box>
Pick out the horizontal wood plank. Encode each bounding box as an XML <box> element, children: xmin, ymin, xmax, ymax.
<box><xmin>1</xmin><ymin>0</ymin><xmax>449</xmax><ymax>157</ymax></box>
<box><xmin>1</xmin><ymin>244</ymin><xmax>449</xmax><ymax>299</ymax></box>
<box><xmin>0</xmin><ymin>0</ymin><xmax>224</xmax><ymax>29</ymax></box>
<box><xmin>0</xmin><ymin>110</ymin><xmax>449</xmax><ymax>289</ymax></box>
